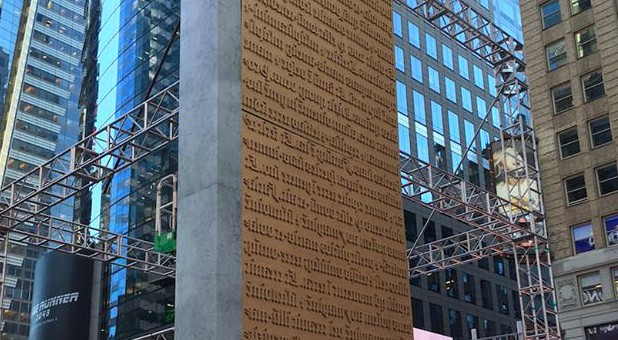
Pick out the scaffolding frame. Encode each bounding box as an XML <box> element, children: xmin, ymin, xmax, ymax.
<box><xmin>402</xmin><ymin>0</ymin><xmax>560</xmax><ymax>339</ymax></box>
<box><xmin>0</xmin><ymin>82</ymin><xmax>179</xmax><ymax>321</ymax></box>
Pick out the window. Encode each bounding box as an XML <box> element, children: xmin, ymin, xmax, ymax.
<box><xmin>426</xmin><ymin>33</ymin><xmax>437</xmax><ymax>59</ymax></box>
<box><xmin>546</xmin><ymin>40</ymin><xmax>567</xmax><ymax>71</ymax></box>
<box><xmin>473</xmin><ymin>65</ymin><xmax>484</xmax><ymax>89</ymax></box>
<box><xmin>463</xmin><ymin>272</ymin><xmax>476</xmax><ymax>304</ymax></box>
<box><xmin>488</xmin><ymin>75</ymin><xmax>497</xmax><ymax>96</ymax></box>
<box><xmin>572</xmin><ymin>223</ymin><xmax>594</xmax><ymax>254</ymax></box>
<box><xmin>596</xmin><ymin>164</ymin><xmax>618</xmax><ymax>195</ymax></box>
<box><xmin>412</xmin><ymin>298</ymin><xmax>424</xmax><ymax>328</ymax></box>
<box><xmin>396</xmin><ymin>81</ymin><xmax>408</xmax><ymax>114</ymax></box>
<box><xmin>408</xmin><ymin>22</ymin><xmax>420</xmax><ymax>48</ymax></box>
<box><xmin>541</xmin><ymin>0</ymin><xmax>561</xmax><ymax>28</ymax></box>
<box><xmin>558</xmin><ymin>127</ymin><xmax>580</xmax><ymax>158</ymax></box>
<box><xmin>481</xmin><ymin>280</ymin><xmax>493</xmax><ymax>309</ymax></box>
<box><xmin>484</xmin><ymin>319</ymin><xmax>496</xmax><ymax>337</ymax></box>
<box><xmin>429</xmin><ymin>303</ymin><xmax>444</xmax><ymax>333</ymax></box>
<box><xmin>494</xmin><ymin>256</ymin><xmax>505</xmax><ymax>276</ymax></box>
<box><xmin>461</xmin><ymin>87</ymin><xmax>472</xmax><ymax>112</ymax></box>
<box><xmin>575</xmin><ymin>26</ymin><xmax>597</xmax><ymax>58</ymax></box>
<box><xmin>582</xmin><ymin>70</ymin><xmax>605</xmax><ymax>102</ymax></box>
<box><xmin>497</xmin><ymin>285</ymin><xmax>509</xmax><ymax>315</ymax></box>
<box><xmin>464</xmin><ymin>120</ymin><xmax>475</xmax><ymax>151</ymax></box>
<box><xmin>431</xmin><ymin>101</ymin><xmax>443</xmax><ymax>134</ymax></box>
<box><xmin>445</xmin><ymin>77</ymin><xmax>457</xmax><ymax>103</ymax></box>
<box><xmin>458</xmin><ymin>55</ymin><xmax>469</xmax><ymax>79</ymax></box>
<box><xmin>393</xmin><ymin>11</ymin><xmax>402</xmax><ymax>37</ymax></box>
<box><xmin>466</xmin><ymin>314</ymin><xmax>479</xmax><ymax>335</ymax></box>
<box><xmin>604</xmin><ymin>215</ymin><xmax>618</xmax><ymax>247</ymax></box>
<box><xmin>428</xmin><ymin>66</ymin><xmax>440</xmax><ymax>93</ymax></box>
<box><xmin>435</xmin><ymin>143</ymin><xmax>447</xmax><ymax>169</ymax></box>
<box><xmin>476</xmin><ymin>97</ymin><xmax>487</xmax><ymax>119</ymax></box>
<box><xmin>445</xmin><ymin>268</ymin><xmax>459</xmax><ymax>298</ymax></box>
<box><xmin>442</xmin><ymin>45</ymin><xmax>453</xmax><ymax>69</ymax></box>
<box><xmin>480</xmin><ymin>130</ymin><xmax>490</xmax><ymax>159</ymax></box>
<box><xmin>428</xmin><ymin>272</ymin><xmax>440</xmax><ymax>292</ymax></box>
<box><xmin>491</xmin><ymin>107</ymin><xmax>500</xmax><ymax>128</ymax></box>
<box><xmin>448</xmin><ymin>111</ymin><xmax>460</xmax><ymax>142</ymax></box>
<box><xmin>551</xmin><ymin>83</ymin><xmax>574</xmax><ymax>113</ymax></box>
<box><xmin>411</xmin><ymin>56</ymin><xmax>423</xmax><ymax>83</ymax></box>
<box><xmin>589</xmin><ymin>116</ymin><xmax>612</xmax><ymax>147</ymax></box>
<box><xmin>398</xmin><ymin>124</ymin><xmax>411</xmax><ymax>154</ymax></box>
<box><xmin>395</xmin><ymin>46</ymin><xmax>405</xmax><ymax>71</ymax></box>
<box><xmin>413</xmin><ymin>91</ymin><xmax>426</xmax><ymax>124</ymax></box>
<box><xmin>571</xmin><ymin>0</ymin><xmax>591</xmax><ymax>15</ymax></box>
<box><xmin>449</xmin><ymin>309</ymin><xmax>463</xmax><ymax>339</ymax></box>
<box><xmin>612</xmin><ymin>268</ymin><xmax>618</xmax><ymax>298</ymax></box>
<box><xmin>565</xmin><ymin>174</ymin><xmax>587</xmax><ymax>204</ymax></box>
<box><xmin>579</xmin><ymin>272</ymin><xmax>603</xmax><ymax>305</ymax></box>
<box><xmin>417</xmin><ymin>134</ymin><xmax>429</xmax><ymax>162</ymax></box>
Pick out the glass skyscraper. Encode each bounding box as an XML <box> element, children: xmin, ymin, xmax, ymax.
<box><xmin>81</xmin><ymin>0</ymin><xmax>179</xmax><ymax>338</ymax></box>
<box><xmin>0</xmin><ymin>0</ymin><xmax>86</xmax><ymax>338</ymax></box>
<box><xmin>394</xmin><ymin>0</ymin><xmax>524</xmax><ymax>338</ymax></box>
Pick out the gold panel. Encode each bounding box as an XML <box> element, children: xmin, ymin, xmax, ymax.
<box><xmin>241</xmin><ymin>0</ymin><xmax>412</xmax><ymax>338</ymax></box>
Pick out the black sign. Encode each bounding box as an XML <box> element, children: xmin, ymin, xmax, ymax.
<box><xmin>585</xmin><ymin>321</ymin><xmax>618</xmax><ymax>340</ymax></box>
<box><xmin>29</xmin><ymin>252</ymin><xmax>94</xmax><ymax>340</ymax></box>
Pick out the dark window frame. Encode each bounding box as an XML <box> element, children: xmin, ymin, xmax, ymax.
<box><xmin>564</xmin><ymin>173</ymin><xmax>587</xmax><ymax>205</ymax></box>
<box><xmin>551</xmin><ymin>82</ymin><xmax>574</xmax><ymax>114</ymax></box>
<box><xmin>541</xmin><ymin>0</ymin><xmax>562</xmax><ymax>29</ymax></box>
<box><xmin>557</xmin><ymin>126</ymin><xmax>580</xmax><ymax>158</ymax></box>
<box><xmin>582</xmin><ymin>69</ymin><xmax>605</xmax><ymax>102</ymax></box>
<box><xmin>588</xmin><ymin>116</ymin><xmax>612</xmax><ymax>148</ymax></box>
<box><xmin>596</xmin><ymin>163</ymin><xmax>618</xmax><ymax>196</ymax></box>
<box><xmin>546</xmin><ymin>39</ymin><xmax>567</xmax><ymax>71</ymax></box>
<box><xmin>574</xmin><ymin>25</ymin><xmax>598</xmax><ymax>58</ymax></box>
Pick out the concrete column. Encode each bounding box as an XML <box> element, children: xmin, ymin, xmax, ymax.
<box><xmin>176</xmin><ymin>0</ymin><xmax>242</xmax><ymax>339</ymax></box>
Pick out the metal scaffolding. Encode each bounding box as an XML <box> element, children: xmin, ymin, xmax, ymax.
<box><xmin>402</xmin><ymin>0</ymin><xmax>560</xmax><ymax>339</ymax></box>
<box><xmin>0</xmin><ymin>81</ymin><xmax>179</xmax><ymax>321</ymax></box>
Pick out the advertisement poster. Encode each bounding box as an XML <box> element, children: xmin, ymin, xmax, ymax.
<box><xmin>490</xmin><ymin>140</ymin><xmax>541</xmax><ymax>215</ymax></box>
<box><xmin>29</xmin><ymin>252</ymin><xmax>94</xmax><ymax>340</ymax></box>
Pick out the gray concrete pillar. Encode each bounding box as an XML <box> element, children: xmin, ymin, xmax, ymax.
<box><xmin>176</xmin><ymin>0</ymin><xmax>242</xmax><ymax>339</ymax></box>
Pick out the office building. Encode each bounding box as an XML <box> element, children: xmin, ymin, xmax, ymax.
<box><xmin>394</xmin><ymin>0</ymin><xmax>524</xmax><ymax>338</ymax></box>
<box><xmin>80</xmin><ymin>0</ymin><xmax>179</xmax><ymax>338</ymax></box>
<box><xmin>520</xmin><ymin>0</ymin><xmax>618</xmax><ymax>339</ymax></box>
<box><xmin>0</xmin><ymin>0</ymin><xmax>86</xmax><ymax>338</ymax></box>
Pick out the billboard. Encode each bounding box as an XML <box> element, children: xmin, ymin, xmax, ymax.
<box><xmin>490</xmin><ymin>139</ymin><xmax>541</xmax><ymax>215</ymax></box>
<box><xmin>29</xmin><ymin>252</ymin><xmax>94</xmax><ymax>340</ymax></box>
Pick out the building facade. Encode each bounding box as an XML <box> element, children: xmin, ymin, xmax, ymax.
<box><xmin>0</xmin><ymin>0</ymin><xmax>86</xmax><ymax>338</ymax></box>
<box><xmin>394</xmin><ymin>0</ymin><xmax>525</xmax><ymax>338</ymax></box>
<box><xmin>80</xmin><ymin>0</ymin><xmax>179</xmax><ymax>338</ymax></box>
<box><xmin>520</xmin><ymin>0</ymin><xmax>618</xmax><ymax>339</ymax></box>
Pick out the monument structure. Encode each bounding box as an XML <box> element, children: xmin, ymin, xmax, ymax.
<box><xmin>177</xmin><ymin>0</ymin><xmax>413</xmax><ymax>338</ymax></box>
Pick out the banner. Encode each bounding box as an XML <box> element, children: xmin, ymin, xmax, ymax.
<box><xmin>490</xmin><ymin>139</ymin><xmax>541</xmax><ymax>215</ymax></box>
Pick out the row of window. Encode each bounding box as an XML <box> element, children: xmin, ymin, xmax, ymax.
<box><xmin>393</xmin><ymin>17</ymin><xmax>495</xmax><ymax>92</ymax></box>
<box><xmin>413</xmin><ymin>296</ymin><xmax>514</xmax><ymax>339</ymax></box>
<box><xmin>541</xmin><ymin>0</ymin><xmax>592</xmax><ymax>29</ymax></box>
<box><xmin>571</xmin><ymin>215</ymin><xmax>618</xmax><ymax>254</ymax></box>
<box><xmin>564</xmin><ymin>163</ymin><xmax>618</xmax><ymax>205</ymax></box>
<box><xmin>550</xmin><ymin>69</ymin><xmax>605</xmax><ymax>115</ymax></box>
<box><xmin>570</xmin><ymin>268</ymin><xmax>618</xmax><ymax>308</ymax></box>
<box><xmin>546</xmin><ymin>25</ymin><xmax>597</xmax><ymax>71</ymax></box>
<box><xmin>557</xmin><ymin>115</ymin><xmax>612</xmax><ymax>158</ymax></box>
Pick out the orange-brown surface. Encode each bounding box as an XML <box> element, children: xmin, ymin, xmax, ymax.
<box><xmin>241</xmin><ymin>0</ymin><xmax>412</xmax><ymax>338</ymax></box>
